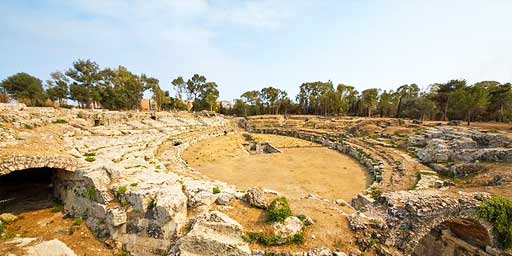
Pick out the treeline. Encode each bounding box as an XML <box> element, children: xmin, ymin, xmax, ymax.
<box><xmin>0</xmin><ymin>59</ymin><xmax>219</xmax><ymax>111</ymax></box>
<box><xmin>226</xmin><ymin>80</ymin><xmax>512</xmax><ymax>124</ymax></box>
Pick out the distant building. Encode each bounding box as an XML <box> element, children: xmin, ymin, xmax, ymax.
<box><xmin>140</xmin><ymin>99</ymin><xmax>157</xmax><ymax>111</ymax></box>
<box><xmin>219</xmin><ymin>100</ymin><xmax>233</xmax><ymax>109</ymax></box>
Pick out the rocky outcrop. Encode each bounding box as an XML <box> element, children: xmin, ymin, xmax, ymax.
<box><xmin>243</xmin><ymin>187</ymin><xmax>269</xmax><ymax>209</ymax></box>
<box><xmin>271</xmin><ymin>216</ymin><xmax>304</xmax><ymax>242</ymax></box>
<box><xmin>170</xmin><ymin>211</ymin><xmax>250</xmax><ymax>256</ymax></box>
<box><xmin>410</xmin><ymin>127</ymin><xmax>512</xmax><ymax>163</ymax></box>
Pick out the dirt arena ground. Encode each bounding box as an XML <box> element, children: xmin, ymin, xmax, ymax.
<box><xmin>183</xmin><ymin>133</ymin><xmax>370</xmax><ymax>201</ymax></box>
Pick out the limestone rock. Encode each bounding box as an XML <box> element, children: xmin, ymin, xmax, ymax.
<box><xmin>26</xmin><ymin>239</ymin><xmax>77</xmax><ymax>256</ymax></box>
<box><xmin>0</xmin><ymin>213</ymin><xmax>17</xmax><ymax>223</ymax></box>
<box><xmin>215</xmin><ymin>193</ymin><xmax>234</xmax><ymax>206</ymax></box>
<box><xmin>170</xmin><ymin>211</ymin><xmax>250</xmax><ymax>256</ymax></box>
<box><xmin>351</xmin><ymin>193</ymin><xmax>375</xmax><ymax>211</ymax></box>
<box><xmin>271</xmin><ymin>216</ymin><xmax>304</xmax><ymax>240</ymax></box>
<box><xmin>243</xmin><ymin>188</ymin><xmax>268</xmax><ymax>209</ymax></box>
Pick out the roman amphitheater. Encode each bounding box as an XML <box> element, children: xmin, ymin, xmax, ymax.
<box><xmin>1</xmin><ymin>103</ymin><xmax>511</xmax><ymax>256</ymax></box>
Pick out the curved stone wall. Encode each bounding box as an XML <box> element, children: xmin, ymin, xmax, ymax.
<box><xmin>0</xmin><ymin>155</ymin><xmax>79</xmax><ymax>176</ymax></box>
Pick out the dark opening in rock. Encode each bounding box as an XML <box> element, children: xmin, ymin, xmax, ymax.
<box><xmin>0</xmin><ymin>168</ymin><xmax>59</xmax><ymax>214</ymax></box>
<box><xmin>413</xmin><ymin>218</ymin><xmax>492</xmax><ymax>256</ymax></box>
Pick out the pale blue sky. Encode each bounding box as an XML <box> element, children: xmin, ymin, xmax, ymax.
<box><xmin>1</xmin><ymin>0</ymin><xmax>512</xmax><ymax>100</ymax></box>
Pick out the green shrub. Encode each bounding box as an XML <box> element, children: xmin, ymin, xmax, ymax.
<box><xmin>86</xmin><ymin>187</ymin><xmax>97</xmax><ymax>201</ymax></box>
<box><xmin>479</xmin><ymin>195</ymin><xmax>512</xmax><ymax>248</ymax></box>
<box><xmin>1</xmin><ymin>231</ymin><xmax>15</xmax><ymax>239</ymax></box>
<box><xmin>267</xmin><ymin>197</ymin><xmax>292</xmax><ymax>223</ymax></box>
<box><xmin>243</xmin><ymin>231</ymin><xmax>304</xmax><ymax>246</ymax></box>
<box><xmin>130</xmin><ymin>182</ymin><xmax>138</xmax><ymax>187</ymax></box>
<box><xmin>0</xmin><ymin>222</ymin><xmax>5</xmax><ymax>233</ymax></box>
<box><xmin>84</xmin><ymin>152</ymin><xmax>96</xmax><ymax>157</ymax></box>
<box><xmin>52</xmin><ymin>119</ymin><xmax>68</xmax><ymax>124</ymax></box>
<box><xmin>85</xmin><ymin>156</ymin><xmax>96</xmax><ymax>162</ymax></box>
<box><xmin>369</xmin><ymin>186</ymin><xmax>382</xmax><ymax>200</ymax></box>
<box><xmin>73</xmin><ymin>217</ymin><xmax>83</xmax><ymax>226</ymax></box>
<box><xmin>117</xmin><ymin>186</ymin><xmax>127</xmax><ymax>195</ymax></box>
<box><xmin>52</xmin><ymin>204</ymin><xmax>64</xmax><ymax>213</ymax></box>
<box><xmin>120</xmin><ymin>199</ymin><xmax>129</xmax><ymax>207</ymax></box>
<box><xmin>289</xmin><ymin>232</ymin><xmax>305</xmax><ymax>244</ymax></box>
<box><xmin>212</xmin><ymin>186</ymin><xmax>221</xmax><ymax>194</ymax></box>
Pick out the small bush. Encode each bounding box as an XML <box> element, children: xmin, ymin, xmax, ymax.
<box><xmin>212</xmin><ymin>186</ymin><xmax>221</xmax><ymax>194</ymax></box>
<box><xmin>86</xmin><ymin>187</ymin><xmax>97</xmax><ymax>201</ymax></box>
<box><xmin>267</xmin><ymin>197</ymin><xmax>292</xmax><ymax>223</ymax></box>
<box><xmin>479</xmin><ymin>196</ymin><xmax>512</xmax><ymax>249</ymax></box>
<box><xmin>289</xmin><ymin>232</ymin><xmax>305</xmax><ymax>244</ymax></box>
<box><xmin>85</xmin><ymin>156</ymin><xmax>96</xmax><ymax>162</ymax></box>
<box><xmin>1</xmin><ymin>231</ymin><xmax>15</xmax><ymax>239</ymax></box>
<box><xmin>23</xmin><ymin>124</ymin><xmax>33</xmax><ymax>129</ymax></box>
<box><xmin>52</xmin><ymin>204</ymin><xmax>64</xmax><ymax>213</ymax></box>
<box><xmin>120</xmin><ymin>199</ymin><xmax>129</xmax><ymax>207</ymax></box>
<box><xmin>117</xmin><ymin>186</ymin><xmax>127</xmax><ymax>195</ymax></box>
<box><xmin>0</xmin><ymin>222</ymin><xmax>5</xmax><ymax>233</ymax></box>
<box><xmin>73</xmin><ymin>217</ymin><xmax>83</xmax><ymax>226</ymax></box>
<box><xmin>52</xmin><ymin>119</ymin><xmax>68</xmax><ymax>124</ymax></box>
<box><xmin>369</xmin><ymin>186</ymin><xmax>382</xmax><ymax>200</ymax></box>
<box><xmin>117</xmin><ymin>250</ymin><xmax>131</xmax><ymax>256</ymax></box>
<box><xmin>84</xmin><ymin>152</ymin><xmax>96</xmax><ymax>157</ymax></box>
<box><xmin>130</xmin><ymin>182</ymin><xmax>138</xmax><ymax>187</ymax></box>
<box><xmin>243</xmin><ymin>231</ymin><xmax>304</xmax><ymax>246</ymax></box>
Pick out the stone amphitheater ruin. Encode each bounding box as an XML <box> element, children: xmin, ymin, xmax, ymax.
<box><xmin>1</xmin><ymin>103</ymin><xmax>511</xmax><ymax>256</ymax></box>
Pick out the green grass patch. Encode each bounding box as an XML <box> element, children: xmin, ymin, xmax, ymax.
<box><xmin>0</xmin><ymin>222</ymin><xmax>6</xmax><ymax>233</ymax></box>
<box><xmin>51</xmin><ymin>204</ymin><xmax>64</xmax><ymax>213</ymax></box>
<box><xmin>86</xmin><ymin>186</ymin><xmax>97</xmax><ymax>201</ymax></box>
<box><xmin>479</xmin><ymin>195</ymin><xmax>512</xmax><ymax>249</ymax></box>
<box><xmin>117</xmin><ymin>185</ymin><xmax>127</xmax><ymax>195</ymax></box>
<box><xmin>120</xmin><ymin>199</ymin><xmax>129</xmax><ymax>207</ymax></box>
<box><xmin>243</xmin><ymin>231</ymin><xmax>304</xmax><ymax>246</ymax></box>
<box><xmin>267</xmin><ymin>197</ymin><xmax>292</xmax><ymax>223</ymax></box>
<box><xmin>72</xmin><ymin>217</ymin><xmax>83</xmax><ymax>226</ymax></box>
<box><xmin>212</xmin><ymin>186</ymin><xmax>221</xmax><ymax>194</ymax></box>
<box><xmin>1</xmin><ymin>231</ymin><xmax>15</xmax><ymax>240</ymax></box>
<box><xmin>85</xmin><ymin>156</ymin><xmax>96</xmax><ymax>162</ymax></box>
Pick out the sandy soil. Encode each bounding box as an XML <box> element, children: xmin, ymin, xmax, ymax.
<box><xmin>183</xmin><ymin>133</ymin><xmax>369</xmax><ymax>253</ymax></box>
<box><xmin>183</xmin><ymin>133</ymin><xmax>370</xmax><ymax>201</ymax></box>
<box><xmin>217</xmin><ymin>200</ymin><xmax>360</xmax><ymax>253</ymax></box>
<box><xmin>0</xmin><ymin>209</ymin><xmax>113</xmax><ymax>256</ymax></box>
<box><xmin>0</xmin><ymin>168</ymin><xmax>114</xmax><ymax>255</ymax></box>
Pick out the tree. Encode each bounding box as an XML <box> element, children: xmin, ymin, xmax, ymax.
<box><xmin>0</xmin><ymin>72</ymin><xmax>45</xmax><ymax>106</ymax></box>
<box><xmin>199</xmin><ymin>82</ymin><xmax>219</xmax><ymax>111</ymax></box>
<box><xmin>46</xmin><ymin>71</ymin><xmax>69</xmax><ymax>106</ymax></box>
<box><xmin>66</xmin><ymin>59</ymin><xmax>103</xmax><ymax>108</ymax></box>
<box><xmin>360</xmin><ymin>88</ymin><xmax>379</xmax><ymax>117</ymax></box>
<box><xmin>186</xmin><ymin>74</ymin><xmax>206</xmax><ymax>100</ymax></box>
<box><xmin>241</xmin><ymin>90</ymin><xmax>262</xmax><ymax>115</ymax></box>
<box><xmin>433</xmin><ymin>79</ymin><xmax>466</xmax><ymax>120</ymax></box>
<box><xmin>377</xmin><ymin>90</ymin><xmax>395</xmax><ymax>117</ymax></box>
<box><xmin>487</xmin><ymin>82</ymin><xmax>512</xmax><ymax>122</ymax></box>
<box><xmin>0</xmin><ymin>86</ymin><xmax>8</xmax><ymax>103</ymax></box>
<box><xmin>395</xmin><ymin>84</ymin><xmax>420</xmax><ymax>118</ymax></box>
<box><xmin>260</xmin><ymin>87</ymin><xmax>280</xmax><ymax>114</ymax></box>
<box><xmin>171</xmin><ymin>76</ymin><xmax>186</xmax><ymax>99</ymax></box>
<box><xmin>451</xmin><ymin>83</ymin><xmax>489</xmax><ymax>125</ymax></box>
<box><xmin>142</xmin><ymin>75</ymin><xmax>163</xmax><ymax>111</ymax></box>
